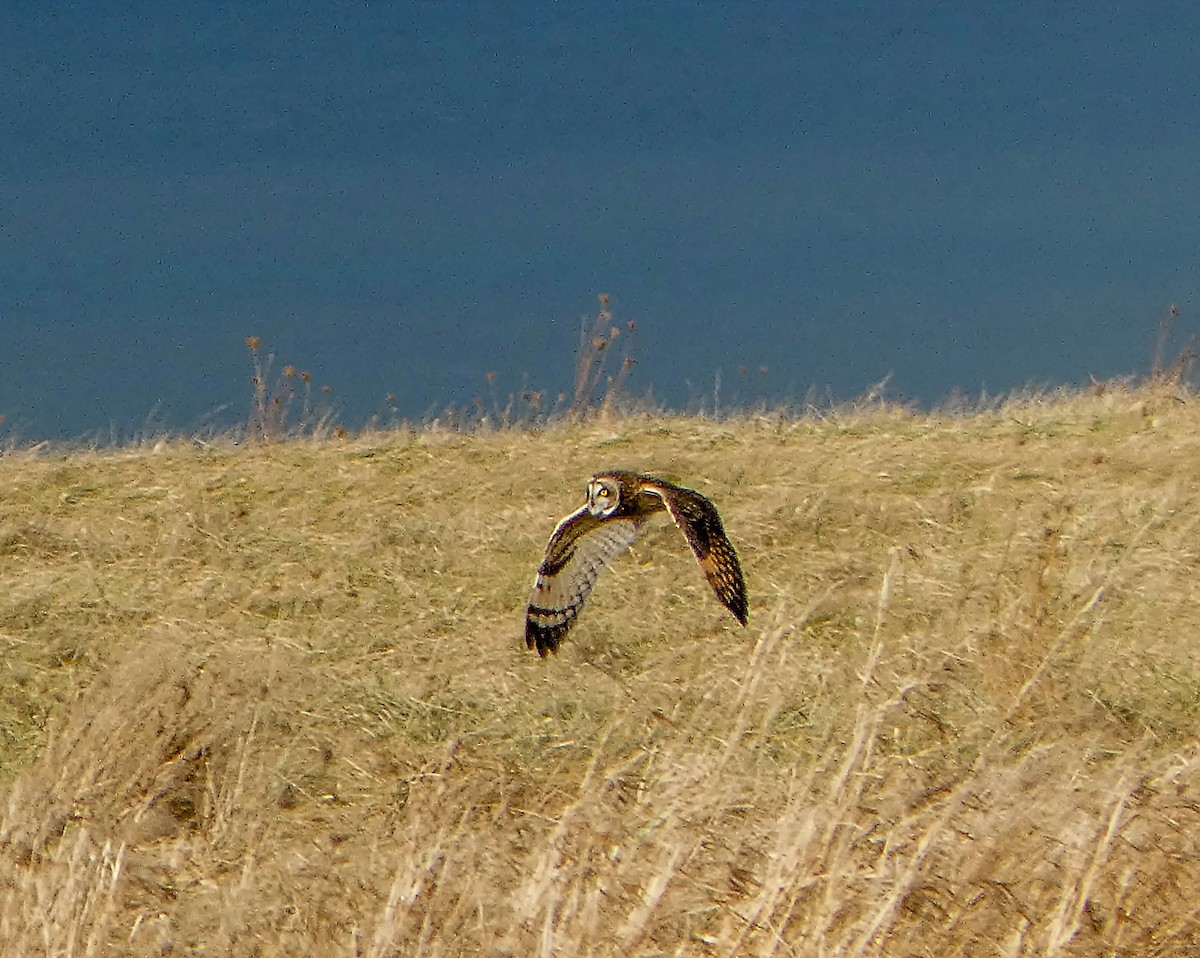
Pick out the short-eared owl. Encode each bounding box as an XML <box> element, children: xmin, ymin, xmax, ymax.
<box><xmin>525</xmin><ymin>471</ymin><xmax>748</xmax><ymax>656</ymax></box>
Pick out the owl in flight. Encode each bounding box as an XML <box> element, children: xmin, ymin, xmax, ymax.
<box><xmin>525</xmin><ymin>471</ymin><xmax>748</xmax><ymax>656</ymax></box>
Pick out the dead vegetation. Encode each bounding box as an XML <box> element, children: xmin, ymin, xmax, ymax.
<box><xmin>3</xmin><ymin>383</ymin><xmax>1200</xmax><ymax>955</ymax></box>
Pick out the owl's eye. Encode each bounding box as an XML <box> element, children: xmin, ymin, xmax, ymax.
<box><xmin>599</xmin><ymin>488</ymin><xmax>610</xmax><ymax>497</ymax></box>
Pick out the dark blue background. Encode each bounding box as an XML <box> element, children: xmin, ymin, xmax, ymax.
<box><xmin>3</xmin><ymin>2</ymin><xmax>1198</xmax><ymax>438</ymax></box>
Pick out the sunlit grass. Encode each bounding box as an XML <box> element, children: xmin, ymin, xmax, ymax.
<box><xmin>3</xmin><ymin>382</ymin><xmax>1200</xmax><ymax>954</ymax></box>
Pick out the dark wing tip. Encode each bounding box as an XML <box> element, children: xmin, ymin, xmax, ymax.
<box><xmin>715</xmin><ymin>572</ymin><xmax>748</xmax><ymax>624</ymax></box>
<box><xmin>526</xmin><ymin>608</ymin><xmax>570</xmax><ymax>657</ymax></box>
<box><xmin>720</xmin><ymin>585</ymin><xmax>748</xmax><ymax>629</ymax></box>
<box><xmin>725</xmin><ymin>552</ymin><xmax>749</xmax><ymax>625</ymax></box>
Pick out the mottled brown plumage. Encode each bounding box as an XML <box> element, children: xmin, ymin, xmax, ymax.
<box><xmin>526</xmin><ymin>471</ymin><xmax>748</xmax><ymax>656</ymax></box>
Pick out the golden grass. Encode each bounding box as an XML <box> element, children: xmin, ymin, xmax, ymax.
<box><xmin>4</xmin><ymin>384</ymin><xmax>1200</xmax><ymax>955</ymax></box>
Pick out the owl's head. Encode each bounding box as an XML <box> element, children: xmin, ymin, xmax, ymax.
<box><xmin>586</xmin><ymin>474</ymin><xmax>622</xmax><ymax>517</ymax></box>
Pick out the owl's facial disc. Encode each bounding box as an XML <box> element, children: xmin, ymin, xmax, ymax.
<box><xmin>587</xmin><ymin>478</ymin><xmax>620</xmax><ymax>516</ymax></box>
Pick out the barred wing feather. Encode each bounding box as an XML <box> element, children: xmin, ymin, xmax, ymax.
<box><xmin>525</xmin><ymin>512</ymin><xmax>644</xmax><ymax>657</ymax></box>
<box><xmin>643</xmin><ymin>482</ymin><xmax>749</xmax><ymax>626</ymax></box>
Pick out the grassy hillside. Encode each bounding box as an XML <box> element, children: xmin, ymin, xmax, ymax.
<box><xmin>3</xmin><ymin>385</ymin><xmax>1200</xmax><ymax>956</ymax></box>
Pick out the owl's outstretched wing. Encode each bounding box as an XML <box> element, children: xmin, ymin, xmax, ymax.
<box><xmin>526</xmin><ymin>507</ymin><xmax>645</xmax><ymax>656</ymax></box>
<box><xmin>641</xmin><ymin>480</ymin><xmax>749</xmax><ymax>626</ymax></box>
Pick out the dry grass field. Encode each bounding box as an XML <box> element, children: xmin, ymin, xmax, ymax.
<box><xmin>3</xmin><ymin>384</ymin><xmax>1200</xmax><ymax>956</ymax></box>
